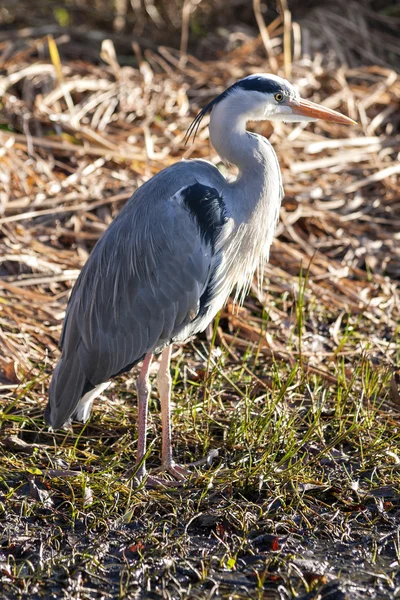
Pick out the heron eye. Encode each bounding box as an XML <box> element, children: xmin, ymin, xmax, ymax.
<box><xmin>274</xmin><ymin>93</ymin><xmax>284</xmax><ymax>103</ymax></box>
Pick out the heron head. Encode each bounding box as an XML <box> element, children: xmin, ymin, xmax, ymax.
<box><xmin>227</xmin><ymin>73</ymin><xmax>356</xmax><ymax>125</ymax></box>
<box><xmin>185</xmin><ymin>73</ymin><xmax>355</xmax><ymax>143</ymax></box>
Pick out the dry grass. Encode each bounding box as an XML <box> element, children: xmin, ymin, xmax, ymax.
<box><xmin>0</xmin><ymin>2</ymin><xmax>400</xmax><ymax>598</ymax></box>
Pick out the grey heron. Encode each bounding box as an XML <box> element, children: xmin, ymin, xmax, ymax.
<box><xmin>46</xmin><ymin>73</ymin><xmax>355</xmax><ymax>486</ymax></box>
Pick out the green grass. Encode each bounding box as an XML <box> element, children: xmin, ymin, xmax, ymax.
<box><xmin>1</xmin><ymin>283</ymin><xmax>399</xmax><ymax>599</ymax></box>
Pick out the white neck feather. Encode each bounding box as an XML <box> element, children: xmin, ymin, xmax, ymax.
<box><xmin>209</xmin><ymin>91</ymin><xmax>282</xmax><ymax>210</ymax></box>
<box><xmin>208</xmin><ymin>91</ymin><xmax>283</xmax><ymax>304</ymax></box>
<box><xmin>210</xmin><ymin>97</ymin><xmax>259</xmax><ymax>171</ymax></box>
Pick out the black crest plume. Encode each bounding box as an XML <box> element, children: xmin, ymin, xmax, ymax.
<box><xmin>184</xmin><ymin>96</ymin><xmax>221</xmax><ymax>146</ymax></box>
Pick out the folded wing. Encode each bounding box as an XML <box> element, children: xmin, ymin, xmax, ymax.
<box><xmin>47</xmin><ymin>181</ymin><xmax>227</xmax><ymax>428</ymax></box>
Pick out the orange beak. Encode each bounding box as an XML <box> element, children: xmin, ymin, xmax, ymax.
<box><xmin>289</xmin><ymin>98</ymin><xmax>357</xmax><ymax>125</ymax></box>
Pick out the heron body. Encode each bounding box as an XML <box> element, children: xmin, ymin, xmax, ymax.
<box><xmin>46</xmin><ymin>74</ymin><xmax>355</xmax><ymax>485</ymax></box>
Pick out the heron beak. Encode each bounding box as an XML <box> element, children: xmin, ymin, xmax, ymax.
<box><xmin>290</xmin><ymin>98</ymin><xmax>357</xmax><ymax>125</ymax></box>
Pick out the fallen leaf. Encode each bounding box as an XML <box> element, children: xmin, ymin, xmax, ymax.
<box><xmin>29</xmin><ymin>479</ymin><xmax>53</xmax><ymax>507</ymax></box>
<box><xmin>0</xmin><ymin>358</ymin><xmax>20</xmax><ymax>384</ymax></box>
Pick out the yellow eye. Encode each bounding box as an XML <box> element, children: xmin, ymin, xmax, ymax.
<box><xmin>275</xmin><ymin>93</ymin><xmax>284</xmax><ymax>103</ymax></box>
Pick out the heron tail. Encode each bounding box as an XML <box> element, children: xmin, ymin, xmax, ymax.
<box><xmin>46</xmin><ymin>353</ymin><xmax>95</xmax><ymax>429</ymax></box>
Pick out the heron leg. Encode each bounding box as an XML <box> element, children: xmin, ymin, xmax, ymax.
<box><xmin>158</xmin><ymin>345</ymin><xmax>191</xmax><ymax>481</ymax></box>
<box><xmin>134</xmin><ymin>353</ymin><xmax>153</xmax><ymax>482</ymax></box>
<box><xmin>130</xmin><ymin>351</ymin><xmax>184</xmax><ymax>488</ymax></box>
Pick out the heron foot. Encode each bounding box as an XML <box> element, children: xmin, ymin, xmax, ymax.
<box><xmin>160</xmin><ymin>460</ymin><xmax>192</xmax><ymax>481</ymax></box>
<box><xmin>153</xmin><ymin>448</ymin><xmax>219</xmax><ymax>483</ymax></box>
<box><xmin>128</xmin><ymin>466</ymin><xmax>183</xmax><ymax>488</ymax></box>
<box><xmin>127</xmin><ymin>449</ymin><xmax>219</xmax><ymax>488</ymax></box>
<box><xmin>127</xmin><ymin>462</ymin><xmax>187</xmax><ymax>487</ymax></box>
<box><xmin>139</xmin><ymin>473</ymin><xmax>182</xmax><ymax>488</ymax></box>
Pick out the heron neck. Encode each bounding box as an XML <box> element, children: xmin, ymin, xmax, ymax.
<box><xmin>209</xmin><ymin>102</ymin><xmax>281</xmax><ymax>218</ymax></box>
<box><xmin>209</xmin><ymin>103</ymin><xmax>278</xmax><ymax>183</ymax></box>
<box><xmin>208</xmin><ymin>101</ymin><xmax>283</xmax><ymax>303</ymax></box>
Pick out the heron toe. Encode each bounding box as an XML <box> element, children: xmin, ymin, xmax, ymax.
<box><xmin>161</xmin><ymin>461</ymin><xmax>192</xmax><ymax>481</ymax></box>
<box><xmin>137</xmin><ymin>473</ymin><xmax>184</xmax><ymax>488</ymax></box>
<box><xmin>127</xmin><ymin>460</ymin><xmax>192</xmax><ymax>488</ymax></box>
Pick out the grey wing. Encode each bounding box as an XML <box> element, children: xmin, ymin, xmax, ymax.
<box><xmin>47</xmin><ymin>181</ymin><xmax>227</xmax><ymax>427</ymax></box>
